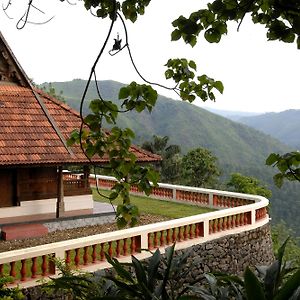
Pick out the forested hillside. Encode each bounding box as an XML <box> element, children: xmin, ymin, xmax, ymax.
<box><xmin>42</xmin><ymin>79</ymin><xmax>300</xmax><ymax>235</ymax></box>
<box><xmin>238</xmin><ymin>110</ymin><xmax>300</xmax><ymax>149</ymax></box>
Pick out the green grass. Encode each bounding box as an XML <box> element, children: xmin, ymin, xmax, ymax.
<box><xmin>92</xmin><ymin>189</ymin><xmax>213</xmax><ymax>219</ymax></box>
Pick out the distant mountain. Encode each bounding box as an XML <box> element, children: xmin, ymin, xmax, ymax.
<box><xmin>238</xmin><ymin>110</ymin><xmax>300</xmax><ymax>149</ymax></box>
<box><xmin>42</xmin><ymin>79</ymin><xmax>300</xmax><ymax>235</ymax></box>
<box><xmin>203</xmin><ymin>107</ymin><xmax>261</xmax><ymax>121</ymax></box>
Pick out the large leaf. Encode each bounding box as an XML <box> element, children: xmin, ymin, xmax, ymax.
<box><xmin>105</xmin><ymin>254</ymin><xmax>135</xmax><ymax>284</ymax></box>
<box><xmin>131</xmin><ymin>255</ymin><xmax>149</xmax><ymax>293</ymax></box>
<box><xmin>244</xmin><ymin>267</ymin><xmax>266</xmax><ymax>300</ymax></box>
<box><xmin>147</xmin><ymin>248</ymin><xmax>161</xmax><ymax>292</ymax></box>
<box><xmin>275</xmin><ymin>269</ymin><xmax>300</xmax><ymax>300</ymax></box>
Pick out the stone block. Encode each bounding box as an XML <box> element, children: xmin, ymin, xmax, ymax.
<box><xmin>1</xmin><ymin>223</ymin><xmax>48</xmax><ymax>240</ymax></box>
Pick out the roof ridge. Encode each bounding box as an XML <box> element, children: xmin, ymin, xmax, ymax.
<box><xmin>35</xmin><ymin>88</ymin><xmax>82</xmax><ymax>119</ymax></box>
<box><xmin>0</xmin><ymin>31</ymin><xmax>31</xmax><ymax>87</ymax></box>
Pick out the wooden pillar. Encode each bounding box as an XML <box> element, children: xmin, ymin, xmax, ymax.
<box><xmin>56</xmin><ymin>166</ymin><xmax>64</xmax><ymax>218</ymax></box>
<box><xmin>83</xmin><ymin>165</ymin><xmax>90</xmax><ymax>189</ymax></box>
<box><xmin>12</xmin><ymin>169</ymin><xmax>20</xmax><ymax>206</ymax></box>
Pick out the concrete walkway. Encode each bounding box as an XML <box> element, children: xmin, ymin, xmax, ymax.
<box><xmin>93</xmin><ymin>201</ymin><xmax>116</xmax><ymax>214</ymax></box>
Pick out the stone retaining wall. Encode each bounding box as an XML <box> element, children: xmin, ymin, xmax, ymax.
<box><xmin>24</xmin><ymin>224</ymin><xmax>274</xmax><ymax>299</ymax></box>
<box><xmin>174</xmin><ymin>223</ymin><xmax>274</xmax><ymax>280</ymax></box>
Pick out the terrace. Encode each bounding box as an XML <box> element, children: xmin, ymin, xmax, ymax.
<box><xmin>0</xmin><ymin>174</ymin><xmax>269</xmax><ymax>288</ymax></box>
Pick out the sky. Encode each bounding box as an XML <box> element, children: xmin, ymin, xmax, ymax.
<box><xmin>0</xmin><ymin>1</ymin><xmax>299</xmax><ymax>113</ymax></box>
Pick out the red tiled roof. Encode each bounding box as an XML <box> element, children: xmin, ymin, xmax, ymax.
<box><xmin>0</xmin><ymin>85</ymin><xmax>161</xmax><ymax>166</ymax></box>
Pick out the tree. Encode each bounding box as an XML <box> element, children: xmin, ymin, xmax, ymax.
<box><xmin>266</xmin><ymin>152</ymin><xmax>300</xmax><ymax>187</ymax></box>
<box><xmin>181</xmin><ymin>147</ymin><xmax>220</xmax><ymax>188</ymax></box>
<box><xmin>226</xmin><ymin>172</ymin><xmax>272</xmax><ymax>198</ymax></box>
<box><xmin>142</xmin><ymin>135</ymin><xmax>182</xmax><ymax>184</ymax></box>
<box><xmin>10</xmin><ymin>0</ymin><xmax>299</xmax><ymax>226</ymax></box>
<box><xmin>41</xmin><ymin>83</ymin><xmax>66</xmax><ymax>103</ymax></box>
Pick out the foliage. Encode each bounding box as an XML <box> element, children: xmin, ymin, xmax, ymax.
<box><xmin>171</xmin><ymin>0</ymin><xmax>300</xmax><ymax>48</ymax></box>
<box><xmin>103</xmin><ymin>244</ymin><xmax>196</xmax><ymax>299</ymax></box>
<box><xmin>47</xmin><ymin>80</ymin><xmax>300</xmax><ymax>236</ymax></box>
<box><xmin>181</xmin><ymin>147</ymin><xmax>220</xmax><ymax>188</ymax></box>
<box><xmin>45</xmin><ymin>0</ymin><xmax>300</xmax><ymax>230</ymax></box>
<box><xmin>142</xmin><ymin>135</ymin><xmax>182</xmax><ymax>184</ymax></box>
<box><xmin>44</xmin><ymin>239</ymin><xmax>300</xmax><ymax>299</ymax></box>
<box><xmin>192</xmin><ymin>238</ymin><xmax>300</xmax><ymax>300</ymax></box>
<box><xmin>164</xmin><ymin>58</ymin><xmax>223</xmax><ymax>102</ymax></box>
<box><xmin>0</xmin><ymin>276</ymin><xmax>24</xmax><ymax>299</ymax></box>
<box><xmin>43</xmin><ymin>258</ymin><xmax>118</xmax><ymax>299</ymax></box>
<box><xmin>226</xmin><ymin>172</ymin><xmax>272</xmax><ymax>198</ymax></box>
<box><xmin>266</xmin><ymin>151</ymin><xmax>300</xmax><ymax>188</ymax></box>
<box><xmin>40</xmin><ymin>83</ymin><xmax>66</xmax><ymax>103</ymax></box>
<box><xmin>68</xmin><ymin>81</ymin><xmax>160</xmax><ymax>228</ymax></box>
<box><xmin>272</xmin><ymin>221</ymin><xmax>300</xmax><ymax>267</ymax></box>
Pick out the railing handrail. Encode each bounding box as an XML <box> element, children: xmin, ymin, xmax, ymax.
<box><xmin>90</xmin><ymin>174</ymin><xmax>268</xmax><ymax>203</ymax></box>
<box><xmin>0</xmin><ymin>174</ymin><xmax>269</xmax><ymax>287</ymax></box>
<box><xmin>0</xmin><ymin>176</ymin><xmax>269</xmax><ymax>262</ymax></box>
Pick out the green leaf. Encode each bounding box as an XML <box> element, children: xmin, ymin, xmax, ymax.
<box><xmin>131</xmin><ymin>256</ymin><xmax>148</xmax><ymax>291</ymax></box>
<box><xmin>89</xmin><ymin>99</ymin><xmax>102</xmax><ymax>113</ymax></box>
<box><xmin>119</xmin><ymin>87</ymin><xmax>130</xmax><ymax>99</ymax></box>
<box><xmin>275</xmin><ymin>269</ymin><xmax>300</xmax><ymax>300</ymax></box>
<box><xmin>266</xmin><ymin>153</ymin><xmax>280</xmax><ymax>165</ymax></box>
<box><xmin>147</xmin><ymin>249</ymin><xmax>161</xmax><ymax>291</ymax></box>
<box><xmin>105</xmin><ymin>254</ymin><xmax>135</xmax><ymax>284</ymax></box>
<box><xmin>171</xmin><ymin>29</ymin><xmax>181</xmax><ymax>41</ymax></box>
<box><xmin>188</xmin><ymin>60</ymin><xmax>197</xmax><ymax>70</ymax></box>
<box><xmin>273</xmin><ymin>173</ymin><xmax>284</xmax><ymax>188</ymax></box>
<box><xmin>213</xmin><ymin>81</ymin><xmax>224</xmax><ymax>94</ymax></box>
<box><xmin>244</xmin><ymin>267</ymin><xmax>266</xmax><ymax>300</ymax></box>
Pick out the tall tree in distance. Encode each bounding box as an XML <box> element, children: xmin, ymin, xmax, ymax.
<box><xmin>181</xmin><ymin>147</ymin><xmax>220</xmax><ymax>188</ymax></box>
<box><xmin>142</xmin><ymin>135</ymin><xmax>182</xmax><ymax>184</ymax></box>
<box><xmin>226</xmin><ymin>173</ymin><xmax>272</xmax><ymax>198</ymax></box>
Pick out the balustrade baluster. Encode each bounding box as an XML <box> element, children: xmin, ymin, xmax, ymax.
<box><xmin>100</xmin><ymin>243</ymin><xmax>105</xmax><ymax>261</ymax></box>
<box><xmin>199</xmin><ymin>223</ymin><xmax>204</xmax><ymax>236</ymax></box>
<box><xmin>236</xmin><ymin>214</ymin><xmax>240</xmax><ymax>226</ymax></box>
<box><xmin>31</xmin><ymin>258</ymin><xmax>38</xmax><ymax>278</ymax></box>
<box><xmin>108</xmin><ymin>241</ymin><xmax>113</xmax><ymax>257</ymax></box>
<box><xmin>232</xmin><ymin>215</ymin><xmax>236</xmax><ymax>227</ymax></box>
<box><xmin>116</xmin><ymin>240</ymin><xmax>121</xmax><ymax>257</ymax></box>
<box><xmin>131</xmin><ymin>237</ymin><xmax>136</xmax><ymax>253</ymax></box>
<box><xmin>153</xmin><ymin>232</ymin><xmax>158</xmax><ymax>248</ymax></box>
<box><xmin>92</xmin><ymin>245</ymin><xmax>97</xmax><ymax>263</ymax></box>
<box><xmin>20</xmin><ymin>259</ymin><xmax>26</xmax><ymax>281</ymax></box>
<box><xmin>213</xmin><ymin>220</ymin><xmax>217</xmax><ymax>233</ymax></box>
<box><xmin>183</xmin><ymin>225</ymin><xmax>188</xmax><ymax>240</ymax></box>
<box><xmin>189</xmin><ymin>224</ymin><xmax>194</xmax><ymax>239</ymax></box>
<box><xmin>0</xmin><ymin>264</ymin><xmax>3</xmax><ymax>277</ymax></box>
<box><xmin>178</xmin><ymin>227</ymin><xmax>183</xmax><ymax>241</ymax></box>
<box><xmin>123</xmin><ymin>238</ymin><xmax>128</xmax><ymax>255</ymax></box>
<box><xmin>42</xmin><ymin>255</ymin><xmax>48</xmax><ymax>276</ymax></box>
<box><xmin>160</xmin><ymin>231</ymin><xmax>165</xmax><ymax>246</ymax></box>
<box><xmin>241</xmin><ymin>213</ymin><xmax>245</xmax><ymax>226</ymax></box>
<box><xmin>225</xmin><ymin>217</ymin><xmax>229</xmax><ymax>229</ymax></box>
<box><xmin>223</xmin><ymin>217</ymin><xmax>227</xmax><ymax>230</ymax></box>
<box><xmin>148</xmin><ymin>234</ymin><xmax>153</xmax><ymax>250</ymax></box>
<box><xmin>10</xmin><ymin>261</ymin><xmax>16</xmax><ymax>279</ymax></box>
<box><xmin>75</xmin><ymin>248</ymin><xmax>80</xmax><ymax>266</ymax></box>
<box><xmin>172</xmin><ymin>228</ymin><xmax>177</xmax><ymax>242</ymax></box>
<box><xmin>209</xmin><ymin>220</ymin><xmax>213</xmax><ymax>234</ymax></box>
<box><xmin>229</xmin><ymin>216</ymin><xmax>233</xmax><ymax>228</ymax></box>
<box><xmin>166</xmin><ymin>229</ymin><xmax>171</xmax><ymax>245</ymax></box>
<box><xmin>217</xmin><ymin>219</ymin><xmax>222</xmax><ymax>232</ymax></box>
<box><xmin>65</xmin><ymin>250</ymin><xmax>71</xmax><ymax>266</ymax></box>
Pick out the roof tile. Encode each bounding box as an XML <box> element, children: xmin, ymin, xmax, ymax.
<box><xmin>0</xmin><ymin>86</ymin><xmax>161</xmax><ymax>166</ymax></box>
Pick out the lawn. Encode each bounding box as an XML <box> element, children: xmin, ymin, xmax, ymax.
<box><xmin>92</xmin><ymin>188</ymin><xmax>213</xmax><ymax>219</ymax></box>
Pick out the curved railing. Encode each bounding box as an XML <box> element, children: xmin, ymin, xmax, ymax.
<box><xmin>0</xmin><ymin>175</ymin><xmax>269</xmax><ymax>288</ymax></box>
